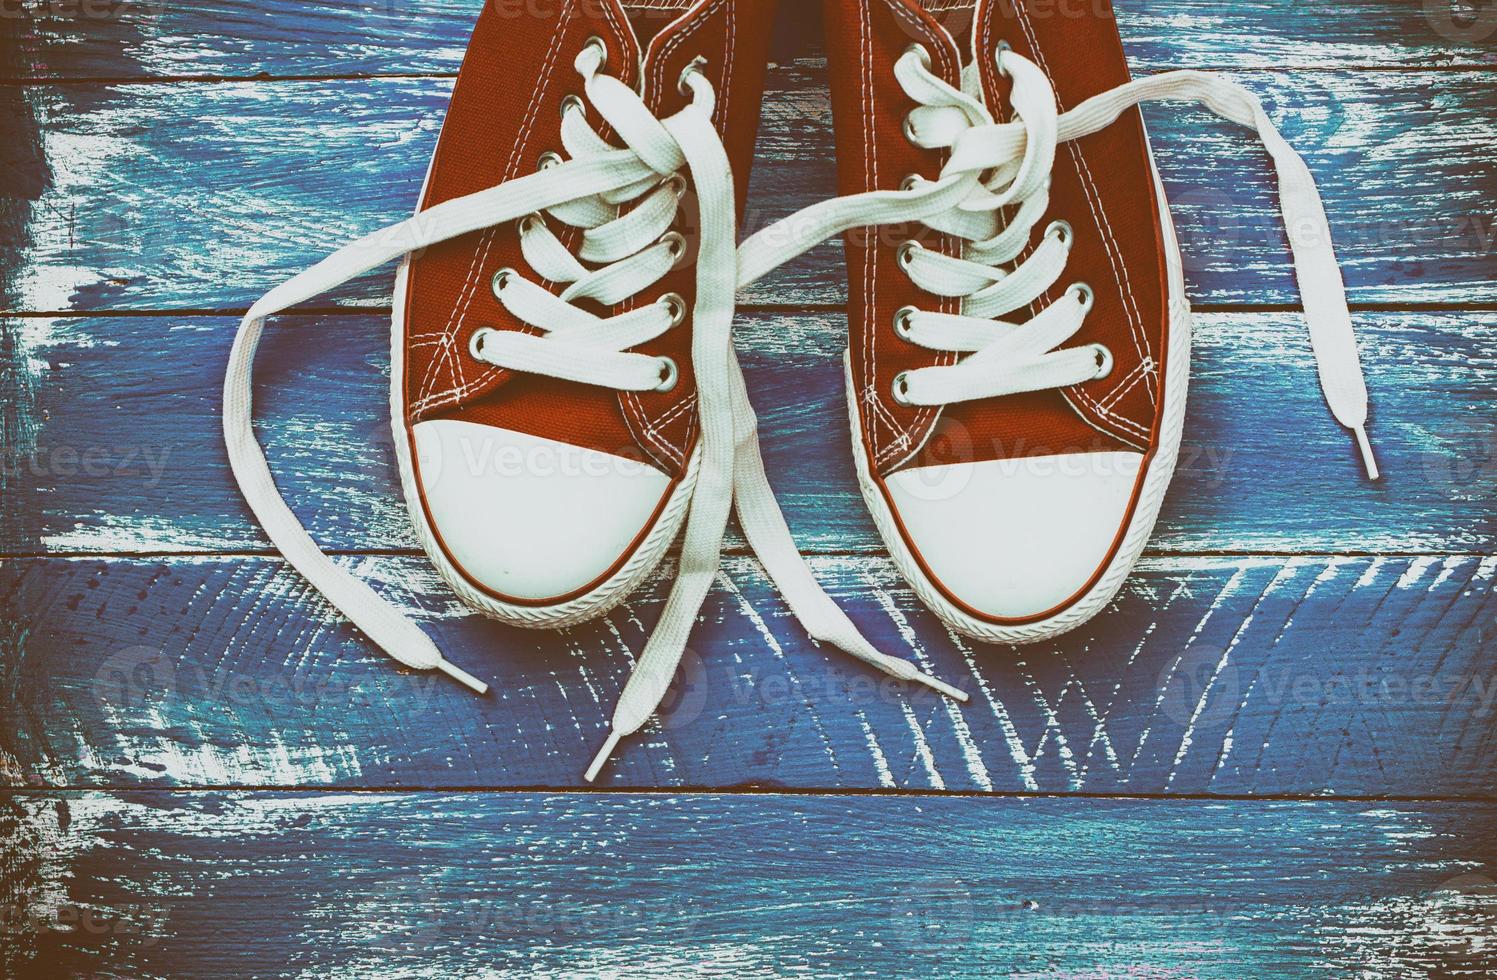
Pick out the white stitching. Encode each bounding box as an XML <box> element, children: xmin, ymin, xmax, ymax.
<box><xmin>412</xmin><ymin>0</ymin><xmax>581</xmax><ymax>418</ymax></box>
<box><xmin>862</xmin><ymin>0</ymin><xmax>880</xmax><ymax>461</ymax></box>
<box><xmin>1096</xmin><ymin>355</ymin><xmax>1153</xmax><ymax>411</ymax></box>
<box><xmin>1071</xmin><ymin>383</ymin><xmax>1150</xmax><ymax>439</ymax></box>
<box><xmin>869</xmin><ymin>0</ymin><xmax>962</xmax><ymax>471</ymax></box>
<box><xmin>1008</xmin><ymin>3</ymin><xmax>1161</xmax><ymax>437</ymax></box>
<box><xmin>1009</xmin><ymin>8</ymin><xmax>1154</xmax><ymax>379</ymax></box>
<box><xmin>619</xmin><ymin>0</ymin><xmax>735</xmax><ymax>470</ymax></box>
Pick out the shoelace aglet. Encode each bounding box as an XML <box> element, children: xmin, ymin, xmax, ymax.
<box><xmin>1351</xmin><ymin>424</ymin><xmax>1380</xmax><ymax>481</ymax></box>
<box><xmin>915</xmin><ymin>671</ymin><xmax>970</xmax><ymax>703</ymax></box>
<box><xmin>435</xmin><ymin>658</ymin><xmax>490</xmax><ymax>695</ymax></box>
<box><xmin>868</xmin><ymin>650</ymin><xmax>968</xmax><ymax>703</ymax></box>
<box><xmin>584</xmin><ymin>730</ymin><xmax>622</xmax><ymax>783</ymax></box>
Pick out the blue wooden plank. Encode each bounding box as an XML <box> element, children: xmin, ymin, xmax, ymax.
<box><xmin>7</xmin><ymin>0</ymin><xmax>1494</xmax><ymax>81</ymax></box>
<box><xmin>3</xmin><ymin>69</ymin><xmax>1493</xmax><ymax>314</ymax></box>
<box><xmin>2</xmin><ymin>553</ymin><xmax>1492</xmax><ymax>793</ymax></box>
<box><xmin>2</xmin><ymin>310</ymin><xmax>1489</xmax><ymax>558</ymax></box>
<box><xmin>2</xmin><ymin>791</ymin><xmax>1494</xmax><ymax>977</ymax></box>
<box><xmin>0</xmin><ymin>20</ymin><xmax>48</xmax><ymax>570</ymax></box>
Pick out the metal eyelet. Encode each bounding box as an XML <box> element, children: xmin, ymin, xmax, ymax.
<box><xmin>900</xmin><ymin>174</ymin><xmax>922</xmax><ymax>192</ymax></box>
<box><xmin>468</xmin><ymin>327</ymin><xmax>495</xmax><ymax>361</ymax></box>
<box><xmin>560</xmin><ymin>94</ymin><xmax>585</xmax><ymax>119</ymax></box>
<box><xmin>663</xmin><ymin>172</ymin><xmax>688</xmax><ymax>198</ymax></box>
<box><xmin>1088</xmin><ymin>343</ymin><xmax>1114</xmax><ymax>380</ymax></box>
<box><xmin>582</xmin><ymin>35</ymin><xmax>608</xmax><ymax>69</ymax></box>
<box><xmin>902</xmin><ymin>113</ymin><xmax>919</xmax><ymax>144</ymax></box>
<box><xmin>654</xmin><ymin>357</ymin><xmax>679</xmax><ymax>393</ymax></box>
<box><xmin>678</xmin><ymin>56</ymin><xmax>708</xmax><ymax>96</ymax></box>
<box><xmin>537</xmin><ymin>150</ymin><xmax>563</xmax><ymax>171</ymax></box>
<box><xmin>1067</xmin><ymin>281</ymin><xmax>1095</xmax><ymax>313</ymax></box>
<box><xmin>904</xmin><ymin>43</ymin><xmax>932</xmax><ymax>69</ymax></box>
<box><xmin>995</xmin><ymin>40</ymin><xmax>1013</xmax><ymax>78</ymax></box>
<box><xmin>1045</xmin><ymin>219</ymin><xmax>1074</xmax><ymax>246</ymax></box>
<box><xmin>896</xmin><ymin>241</ymin><xmax>921</xmax><ymax>269</ymax></box>
<box><xmin>891</xmin><ymin>371</ymin><xmax>915</xmax><ymax>406</ymax></box>
<box><xmin>893</xmin><ymin>305</ymin><xmax>918</xmax><ymax>340</ymax></box>
<box><xmin>518</xmin><ymin>213</ymin><xmax>545</xmax><ymax>236</ymax></box>
<box><xmin>659</xmin><ymin>292</ymin><xmax>686</xmax><ymax>327</ymax></box>
<box><xmin>490</xmin><ymin>267</ymin><xmax>516</xmax><ymax>297</ymax></box>
<box><xmin>661</xmin><ymin>231</ymin><xmax>687</xmax><ymax>262</ymax></box>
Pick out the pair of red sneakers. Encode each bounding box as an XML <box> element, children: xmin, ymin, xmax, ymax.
<box><xmin>225</xmin><ymin>0</ymin><xmax>1376</xmax><ymax>779</ymax></box>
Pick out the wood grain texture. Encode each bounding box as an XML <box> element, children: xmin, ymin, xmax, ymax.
<box><xmin>4</xmin><ymin>310</ymin><xmax>1493</xmax><ymax>558</ymax></box>
<box><xmin>0</xmin><ymin>5</ymin><xmax>1493</xmax><ymax>975</ymax></box>
<box><xmin>3</xmin><ymin>791</ymin><xmax>1496</xmax><ymax>977</ymax></box>
<box><xmin>3</xmin><ymin>553</ymin><xmax>1492</xmax><ymax>793</ymax></box>
<box><xmin>4</xmin><ymin>68</ymin><xmax>1493</xmax><ymax>314</ymax></box>
<box><xmin>7</xmin><ymin>0</ymin><xmax>1495</xmax><ymax>81</ymax></box>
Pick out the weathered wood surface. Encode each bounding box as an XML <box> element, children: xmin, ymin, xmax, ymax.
<box><xmin>3</xmin><ymin>310</ymin><xmax>1492</xmax><ymax>558</ymax></box>
<box><xmin>3</xmin><ymin>553</ymin><xmax>1492</xmax><ymax>793</ymax></box>
<box><xmin>4</xmin><ymin>69</ymin><xmax>1494</xmax><ymax>314</ymax></box>
<box><xmin>0</xmin><ymin>0</ymin><xmax>1492</xmax><ymax>805</ymax></box>
<box><xmin>0</xmin><ymin>3</ymin><xmax>1494</xmax><ymax>976</ymax></box>
<box><xmin>8</xmin><ymin>0</ymin><xmax>1495</xmax><ymax>81</ymax></box>
<box><xmin>3</xmin><ymin>792</ymin><xmax>1495</xmax><ymax>978</ymax></box>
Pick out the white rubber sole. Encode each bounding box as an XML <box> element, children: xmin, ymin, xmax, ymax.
<box><xmin>850</xmin><ymin>166</ymin><xmax>1192</xmax><ymax>644</ymax></box>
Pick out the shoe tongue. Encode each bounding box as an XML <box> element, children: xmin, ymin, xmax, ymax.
<box><xmin>624</xmin><ymin>0</ymin><xmax>698</xmax><ymax>49</ymax></box>
<box><xmin>912</xmin><ymin>0</ymin><xmax>979</xmax><ymax>63</ymax></box>
<box><xmin>632</xmin><ymin>0</ymin><xmax>723</xmax><ymax>120</ymax></box>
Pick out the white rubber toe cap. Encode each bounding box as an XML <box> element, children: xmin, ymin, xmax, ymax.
<box><xmin>885</xmin><ymin>451</ymin><xmax>1144</xmax><ymax>620</ymax></box>
<box><xmin>412</xmin><ymin>419</ymin><xmax>673</xmax><ymax>602</ymax></box>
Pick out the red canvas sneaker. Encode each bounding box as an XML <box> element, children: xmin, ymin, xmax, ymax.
<box><xmin>226</xmin><ymin>0</ymin><xmax>964</xmax><ymax>779</ymax></box>
<box><xmin>740</xmin><ymin>0</ymin><xmax>1378</xmax><ymax>642</ymax></box>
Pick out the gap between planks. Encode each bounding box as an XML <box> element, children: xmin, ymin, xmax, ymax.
<box><xmin>3</xmin><ymin>787</ymin><xmax>1495</xmax><ymax>803</ymax></box>
<box><xmin>5</xmin><ymin>549</ymin><xmax>1492</xmax><ymax>562</ymax></box>
<box><xmin>4</xmin><ymin>63</ymin><xmax>1496</xmax><ymax>87</ymax></box>
<box><xmin>14</xmin><ymin>301</ymin><xmax>1497</xmax><ymax>318</ymax></box>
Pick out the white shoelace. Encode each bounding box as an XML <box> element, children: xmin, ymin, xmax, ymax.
<box><xmin>224</xmin><ymin>42</ymin><xmax>966</xmax><ymax>783</ymax></box>
<box><xmin>738</xmin><ymin>44</ymin><xmax>1379</xmax><ymax>479</ymax></box>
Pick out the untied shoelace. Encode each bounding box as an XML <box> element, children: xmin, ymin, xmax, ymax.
<box><xmin>736</xmin><ymin>43</ymin><xmax>1380</xmax><ymax>478</ymax></box>
<box><xmin>223</xmin><ymin>42</ymin><xmax>967</xmax><ymax>784</ymax></box>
